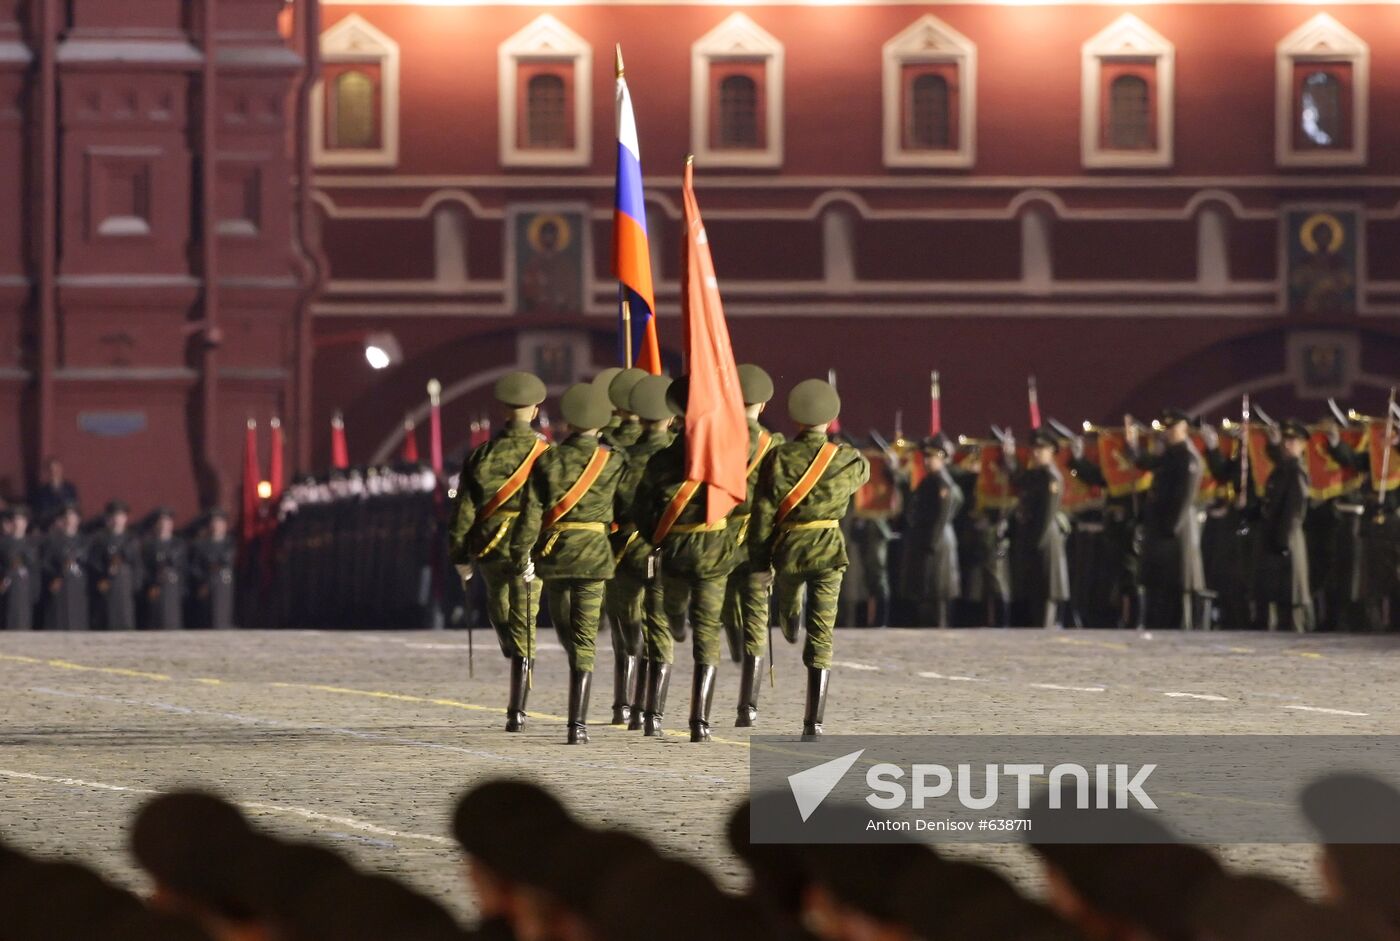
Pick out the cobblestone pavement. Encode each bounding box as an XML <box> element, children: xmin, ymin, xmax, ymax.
<box><xmin>1</xmin><ymin>626</ymin><xmax>1396</xmax><ymax>919</ymax></box>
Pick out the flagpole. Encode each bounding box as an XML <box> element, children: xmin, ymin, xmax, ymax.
<box><xmin>622</xmin><ymin>296</ymin><xmax>633</xmax><ymax>367</ymax></box>
<box><xmin>1380</xmin><ymin>386</ymin><xmax>1397</xmax><ymax>501</ymax></box>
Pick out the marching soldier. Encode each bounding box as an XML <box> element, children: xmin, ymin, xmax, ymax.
<box><xmin>721</xmin><ymin>365</ymin><xmax>784</xmax><ymax>725</ymax></box>
<box><xmin>1128</xmin><ymin>410</ymin><xmax>1205</xmax><ymax>630</ymax></box>
<box><xmin>449</xmin><ymin>371</ymin><xmax>550</xmax><ymax>732</ymax></box>
<box><xmin>1005</xmin><ymin>430</ymin><xmax>1069</xmax><ymax>628</ymax></box>
<box><xmin>143</xmin><ymin>508</ymin><xmax>187</xmax><ymax>630</ymax></box>
<box><xmin>189</xmin><ymin>509</ymin><xmax>237</xmax><ymax>629</ymax></box>
<box><xmin>606</xmin><ymin>375</ymin><xmax>676</xmax><ymax>728</ymax></box>
<box><xmin>90</xmin><ymin>500</ymin><xmax>142</xmax><ymax>630</ymax></box>
<box><xmin>41</xmin><ymin>503</ymin><xmax>89</xmax><ymax>630</ymax></box>
<box><xmin>601</xmin><ymin>367</ymin><xmax>648</xmax><ymax>450</ymax></box>
<box><xmin>0</xmin><ymin>506</ymin><xmax>37</xmax><ymax>630</ymax></box>
<box><xmin>903</xmin><ymin>435</ymin><xmax>963</xmax><ymax>627</ymax></box>
<box><xmin>1257</xmin><ymin>421</ymin><xmax>1313</xmax><ymax>632</ymax></box>
<box><xmin>631</xmin><ymin>377</ymin><xmax>737</xmax><ymax>742</ymax></box>
<box><xmin>512</xmin><ymin>382</ymin><xmax>628</xmax><ymax>744</ymax></box>
<box><xmin>750</xmin><ymin>379</ymin><xmax>870</xmax><ymax>739</ymax></box>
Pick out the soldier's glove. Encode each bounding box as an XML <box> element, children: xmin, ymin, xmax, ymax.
<box><xmin>1069</xmin><ymin>436</ymin><xmax>1085</xmax><ymax>461</ymax></box>
<box><xmin>1198</xmin><ymin>423</ymin><xmax>1219</xmax><ymax>451</ymax></box>
<box><xmin>1320</xmin><ymin>420</ymin><xmax>1341</xmax><ymax>449</ymax></box>
<box><xmin>455</xmin><ymin>563</ymin><xmax>474</xmax><ymax>585</ymax></box>
<box><xmin>1266</xmin><ymin>425</ymin><xmax>1281</xmax><ymax>446</ymax></box>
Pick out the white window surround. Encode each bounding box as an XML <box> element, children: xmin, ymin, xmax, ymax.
<box><xmin>498</xmin><ymin>15</ymin><xmax>592</xmax><ymax>169</ymax></box>
<box><xmin>691</xmin><ymin>13</ymin><xmax>784</xmax><ymax>169</ymax></box>
<box><xmin>1081</xmin><ymin>14</ymin><xmax>1174</xmax><ymax>170</ymax></box>
<box><xmin>312</xmin><ymin>14</ymin><xmax>400</xmax><ymax>169</ymax></box>
<box><xmin>882</xmin><ymin>15</ymin><xmax>976</xmax><ymax>169</ymax></box>
<box><xmin>1275</xmin><ymin>14</ymin><xmax>1368</xmax><ymax>169</ymax></box>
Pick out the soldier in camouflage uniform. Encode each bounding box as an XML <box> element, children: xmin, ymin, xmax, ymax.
<box><xmin>448</xmin><ymin>371</ymin><xmax>550</xmax><ymax>732</ymax></box>
<box><xmin>723</xmin><ymin>365</ymin><xmax>785</xmax><ymax>726</ymax></box>
<box><xmin>750</xmin><ymin>379</ymin><xmax>870</xmax><ymax>739</ymax></box>
<box><xmin>601</xmin><ymin>367</ymin><xmax>647</xmax><ymax>450</ymax></box>
<box><xmin>631</xmin><ymin>377</ymin><xmax>737</xmax><ymax>742</ymax></box>
<box><xmin>512</xmin><ymin>383</ymin><xmax>628</xmax><ymax>744</ymax></box>
<box><xmin>606</xmin><ymin>375</ymin><xmax>676</xmax><ymax>728</ymax></box>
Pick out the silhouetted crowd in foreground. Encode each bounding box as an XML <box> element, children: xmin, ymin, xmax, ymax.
<box><xmin>1</xmin><ymin>772</ymin><xmax>1397</xmax><ymax>941</ymax></box>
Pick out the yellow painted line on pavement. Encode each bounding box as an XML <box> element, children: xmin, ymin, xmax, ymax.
<box><xmin>0</xmin><ymin>653</ymin><xmax>170</xmax><ymax>681</ymax></box>
<box><xmin>1289</xmin><ymin>651</ymin><xmax>1325</xmax><ymax>660</ymax></box>
<box><xmin>195</xmin><ymin>677</ymin><xmax>224</xmax><ymax>685</ymax></box>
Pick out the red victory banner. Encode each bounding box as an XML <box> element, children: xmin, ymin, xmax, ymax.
<box><xmin>1245</xmin><ymin>425</ymin><xmax>1275</xmax><ymax>497</ymax></box>
<box><xmin>1360</xmin><ymin>419</ymin><xmax>1400</xmax><ymax>493</ymax></box>
<box><xmin>1056</xmin><ymin>445</ymin><xmax>1103</xmax><ymax>513</ymax></box>
<box><xmin>976</xmin><ymin>442</ymin><xmax>1018</xmax><ymax>512</ymax></box>
<box><xmin>854</xmin><ymin>447</ymin><xmax>902</xmax><ymax>519</ymax></box>
<box><xmin>1305</xmin><ymin>428</ymin><xmax>1351</xmax><ymax>501</ymax></box>
<box><xmin>1095</xmin><ymin>429</ymin><xmax>1152</xmax><ymax>498</ymax></box>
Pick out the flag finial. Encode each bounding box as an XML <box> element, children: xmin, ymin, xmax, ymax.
<box><xmin>685</xmin><ymin>153</ymin><xmax>694</xmax><ymax>166</ymax></box>
<box><xmin>615</xmin><ymin>43</ymin><xmax>624</xmax><ymax>78</ymax></box>
<box><xmin>427</xmin><ymin>378</ymin><xmax>442</xmax><ymax>406</ymax></box>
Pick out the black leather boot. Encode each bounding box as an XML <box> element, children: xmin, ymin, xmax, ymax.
<box><xmin>689</xmin><ymin>664</ymin><xmax>717</xmax><ymax>743</ymax></box>
<box><xmin>735</xmin><ymin>654</ymin><xmax>762</xmax><ymax>727</ymax></box>
<box><xmin>566</xmin><ymin>668</ymin><xmax>592</xmax><ymax>745</ymax></box>
<box><xmin>642</xmin><ymin>661</ymin><xmax>671</xmax><ymax>737</ymax></box>
<box><xmin>801</xmin><ymin>667</ymin><xmax>830</xmax><ymax>740</ymax></box>
<box><xmin>628</xmin><ymin>658</ymin><xmax>649</xmax><ymax>731</ymax></box>
<box><xmin>611</xmin><ymin>653</ymin><xmax>637</xmax><ymax>725</ymax></box>
<box><xmin>505</xmin><ymin>656</ymin><xmax>531</xmax><ymax>732</ymax></box>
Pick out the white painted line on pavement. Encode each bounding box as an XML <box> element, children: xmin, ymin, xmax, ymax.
<box><xmin>1164</xmin><ymin>692</ymin><xmax>1230</xmax><ymax>701</ymax></box>
<box><xmin>1029</xmin><ymin>683</ymin><xmax>1106</xmax><ymax>693</ymax></box>
<box><xmin>0</xmin><ymin>768</ymin><xmax>452</xmax><ymax>845</ymax></box>
<box><xmin>917</xmin><ymin>671</ymin><xmax>987</xmax><ymax>682</ymax></box>
<box><xmin>1283</xmin><ymin>705</ymin><xmax>1369</xmax><ymax>717</ymax></box>
<box><xmin>833</xmin><ymin>661</ymin><xmax>881</xmax><ymax>671</ymax></box>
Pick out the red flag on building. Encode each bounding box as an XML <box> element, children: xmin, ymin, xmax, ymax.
<box><xmin>240</xmin><ymin>418</ymin><xmax>260</xmax><ymax>546</ymax></box>
<box><xmin>427</xmin><ymin>379</ymin><xmax>444</xmax><ymax>475</ymax></box>
<box><xmin>401</xmin><ymin>416</ymin><xmax>420</xmax><ymax>463</ymax></box>
<box><xmin>331</xmin><ymin>411</ymin><xmax>349</xmax><ymax>470</ymax></box>
<box><xmin>929</xmin><ymin>370</ymin><xmax>942</xmax><ymax>437</ymax></box>
<box><xmin>680</xmin><ymin>157</ymin><xmax>748</xmax><ymax>523</ymax></box>
<box><xmin>268</xmin><ymin>417</ymin><xmax>285</xmax><ymax>500</ymax></box>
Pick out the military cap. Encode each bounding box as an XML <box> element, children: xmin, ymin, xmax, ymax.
<box><xmin>1280</xmin><ymin>419</ymin><xmax>1310</xmax><ymax>441</ymax></box>
<box><xmin>788</xmin><ymin>378</ymin><xmax>840</xmax><ymax>426</ymax></box>
<box><xmin>104</xmin><ymin>500</ymin><xmax>129</xmax><ymax>516</ymax></box>
<box><xmin>130</xmin><ymin>791</ymin><xmax>257</xmax><ymax>918</ymax></box>
<box><xmin>493</xmin><ymin>371</ymin><xmax>547</xmax><ymax>408</ymax></box>
<box><xmin>921</xmin><ymin>434</ymin><xmax>954</xmax><ymax>456</ymax></box>
<box><xmin>1300</xmin><ymin>773</ymin><xmax>1400</xmax><ymax>843</ymax></box>
<box><xmin>666</xmin><ymin>376</ymin><xmax>691</xmax><ymax>417</ymax></box>
<box><xmin>6</xmin><ymin>504</ymin><xmax>29</xmax><ymax>520</ymax></box>
<box><xmin>592</xmin><ymin>366</ymin><xmax>624</xmax><ymax>390</ymax></box>
<box><xmin>452</xmin><ymin>779</ymin><xmax>576</xmax><ymax>880</ymax></box>
<box><xmin>1029</xmin><ymin>429</ymin><xmax>1059</xmax><ymax>449</ymax></box>
<box><xmin>560</xmin><ymin>382</ymin><xmax>613</xmax><ymax>432</ymax></box>
<box><xmin>737</xmin><ymin>364</ymin><xmax>775</xmax><ymax>406</ymax></box>
<box><xmin>607</xmin><ymin>367</ymin><xmax>649</xmax><ymax>411</ymax></box>
<box><xmin>527</xmin><ymin>827</ymin><xmax>656</xmax><ymax>913</ymax></box>
<box><xmin>153</xmin><ymin>506</ymin><xmax>176</xmax><ymax>520</ymax></box>
<box><xmin>205</xmin><ymin>507</ymin><xmax>228</xmax><ymax>522</ymax></box>
<box><xmin>1158</xmin><ymin>407</ymin><xmax>1193</xmax><ymax>427</ymax></box>
<box><xmin>629</xmin><ymin>375</ymin><xmax>675</xmax><ymax>422</ymax></box>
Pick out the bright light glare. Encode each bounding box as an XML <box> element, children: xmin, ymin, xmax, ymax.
<box><xmin>365</xmin><ymin>345</ymin><xmax>392</xmax><ymax>370</ymax></box>
<box><xmin>257</xmin><ymin>481</ymin><xmax>273</xmax><ymax>499</ymax></box>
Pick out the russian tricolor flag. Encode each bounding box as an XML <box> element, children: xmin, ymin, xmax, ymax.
<box><xmin>613</xmin><ymin>46</ymin><xmax>661</xmax><ymax>374</ymax></box>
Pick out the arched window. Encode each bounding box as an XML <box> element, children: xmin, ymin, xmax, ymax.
<box><xmin>1298</xmin><ymin>70</ymin><xmax>1341</xmax><ymax>147</ymax></box>
<box><xmin>525</xmin><ymin>73</ymin><xmax>568</xmax><ymax>149</ymax></box>
<box><xmin>329</xmin><ymin>69</ymin><xmax>378</xmax><ymax>150</ymax></box>
<box><xmin>1107</xmin><ymin>74</ymin><xmax>1151</xmax><ymax>150</ymax></box>
<box><xmin>907</xmin><ymin>73</ymin><xmax>950</xmax><ymax>150</ymax></box>
<box><xmin>718</xmin><ymin>74</ymin><xmax>759</xmax><ymax>149</ymax></box>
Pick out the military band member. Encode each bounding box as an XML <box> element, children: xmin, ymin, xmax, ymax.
<box><xmin>904</xmin><ymin>435</ymin><xmax>963</xmax><ymax>628</ymax></box>
<box><xmin>189</xmin><ymin>509</ymin><xmax>237</xmax><ymax>630</ymax></box>
<box><xmin>449</xmin><ymin>371</ymin><xmax>550</xmax><ymax>732</ymax></box>
<box><xmin>1323</xmin><ymin>422</ymin><xmax>1397</xmax><ymax>631</ymax></box>
<box><xmin>750</xmin><ymin>379</ymin><xmax>870</xmax><ymax>739</ymax></box>
<box><xmin>0</xmin><ymin>506</ymin><xmax>37</xmax><ymax>630</ymax></box>
<box><xmin>143</xmin><ymin>508</ymin><xmax>187</xmax><ymax>630</ymax></box>
<box><xmin>601</xmin><ymin>367</ymin><xmax>648</xmax><ymax>451</ymax></box>
<box><xmin>512</xmin><ymin>383</ymin><xmax>628</xmax><ymax>745</ymax></box>
<box><xmin>1128</xmin><ymin>410</ymin><xmax>1205</xmax><ymax>630</ymax></box>
<box><xmin>90</xmin><ymin>500</ymin><xmax>142</xmax><ymax>630</ymax></box>
<box><xmin>1257</xmin><ymin>421</ymin><xmax>1313</xmax><ymax>632</ymax></box>
<box><xmin>604</xmin><ymin>376</ymin><xmax>677</xmax><ymax>729</ymax></box>
<box><xmin>41</xmin><ymin>504</ymin><xmax>89</xmax><ymax>630</ymax></box>
<box><xmin>722</xmin><ymin>364</ymin><xmax>784</xmax><ymax>727</ymax></box>
<box><xmin>631</xmin><ymin>377</ymin><xmax>737</xmax><ymax>742</ymax></box>
<box><xmin>1067</xmin><ymin>435</ymin><xmax>1145</xmax><ymax>630</ymax></box>
<box><xmin>1005</xmin><ymin>430</ymin><xmax>1069</xmax><ymax>629</ymax></box>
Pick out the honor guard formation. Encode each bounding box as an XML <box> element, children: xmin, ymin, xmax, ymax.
<box><xmin>1</xmin><ymin>773</ymin><xmax>1396</xmax><ymax>941</ymax></box>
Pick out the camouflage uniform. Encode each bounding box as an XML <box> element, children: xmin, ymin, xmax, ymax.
<box><xmin>448</xmin><ymin>419</ymin><xmax>548</xmax><ymax>659</ymax></box>
<box><xmin>722</xmin><ymin>419</ymin><xmax>785</xmax><ymax>658</ymax></box>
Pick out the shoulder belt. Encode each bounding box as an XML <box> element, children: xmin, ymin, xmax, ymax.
<box><xmin>775</xmin><ymin>442</ymin><xmax>840</xmax><ymax>526</ymax></box>
<box><xmin>652</xmin><ymin>479</ymin><xmax>703</xmax><ymax>545</ymax></box>
<box><xmin>747</xmin><ymin>431</ymin><xmax>774</xmax><ymax>478</ymax></box>
<box><xmin>478</xmin><ymin>438</ymin><xmax>549</xmax><ymax>523</ymax></box>
<box><xmin>542</xmin><ymin>447</ymin><xmax>612</xmax><ymax>529</ymax></box>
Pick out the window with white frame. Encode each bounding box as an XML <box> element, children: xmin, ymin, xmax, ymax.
<box><xmin>1081</xmin><ymin>15</ymin><xmax>1173</xmax><ymax>169</ymax></box>
<box><xmin>499</xmin><ymin>15</ymin><xmax>592</xmax><ymax>168</ymax></box>
<box><xmin>882</xmin><ymin>15</ymin><xmax>976</xmax><ymax>169</ymax></box>
<box><xmin>691</xmin><ymin>13</ymin><xmax>783</xmax><ymax>169</ymax></box>
<box><xmin>1276</xmin><ymin>14</ymin><xmax>1368</xmax><ymax>168</ymax></box>
<box><xmin>313</xmin><ymin>14</ymin><xmax>400</xmax><ymax>168</ymax></box>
